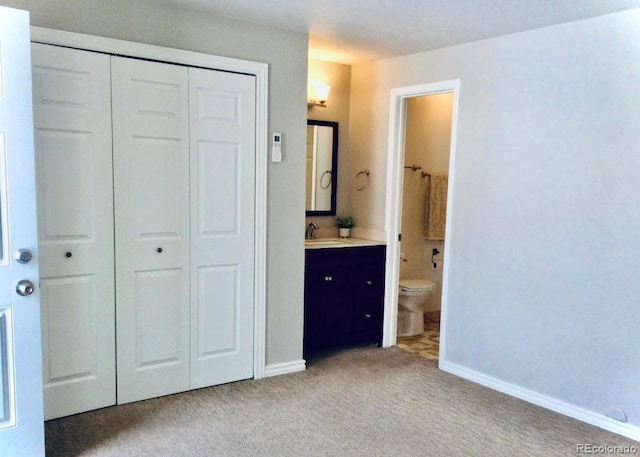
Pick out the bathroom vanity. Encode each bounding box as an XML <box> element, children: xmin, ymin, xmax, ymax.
<box><xmin>303</xmin><ymin>239</ymin><xmax>386</xmax><ymax>357</ymax></box>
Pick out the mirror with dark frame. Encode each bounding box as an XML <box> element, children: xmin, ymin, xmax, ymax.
<box><xmin>306</xmin><ymin>120</ymin><xmax>338</xmax><ymax>216</ymax></box>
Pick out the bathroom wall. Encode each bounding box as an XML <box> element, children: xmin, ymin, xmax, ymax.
<box><xmin>350</xmin><ymin>9</ymin><xmax>640</xmax><ymax>436</ymax></box>
<box><xmin>305</xmin><ymin>59</ymin><xmax>351</xmax><ymax>238</ymax></box>
<box><xmin>1</xmin><ymin>0</ymin><xmax>309</xmax><ymax>368</ymax></box>
<box><xmin>347</xmin><ymin>62</ymin><xmax>390</xmax><ymax>241</ymax></box>
<box><xmin>400</xmin><ymin>94</ymin><xmax>453</xmax><ymax>314</ymax></box>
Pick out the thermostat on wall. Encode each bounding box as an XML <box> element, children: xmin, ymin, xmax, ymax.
<box><xmin>272</xmin><ymin>132</ymin><xmax>282</xmax><ymax>162</ymax></box>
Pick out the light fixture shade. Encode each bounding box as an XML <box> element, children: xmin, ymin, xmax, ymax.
<box><xmin>314</xmin><ymin>83</ymin><xmax>331</xmax><ymax>103</ymax></box>
<box><xmin>308</xmin><ymin>81</ymin><xmax>331</xmax><ymax>107</ymax></box>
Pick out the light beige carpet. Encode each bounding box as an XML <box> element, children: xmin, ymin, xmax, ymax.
<box><xmin>45</xmin><ymin>346</ymin><xmax>637</xmax><ymax>456</ymax></box>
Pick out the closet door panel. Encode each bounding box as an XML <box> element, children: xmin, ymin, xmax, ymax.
<box><xmin>130</xmin><ymin>137</ymin><xmax>184</xmax><ymax>238</ymax></box>
<box><xmin>196</xmin><ymin>266</ymin><xmax>238</xmax><ymax>352</ymax></box>
<box><xmin>36</xmin><ymin>131</ymin><xmax>93</xmax><ymax>239</ymax></box>
<box><xmin>189</xmin><ymin>68</ymin><xmax>256</xmax><ymax>389</ymax></box>
<box><xmin>31</xmin><ymin>44</ymin><xmax>115</xmax><ymax>420</ymax></box>
<box><xmin>40</xmin><ymin>276</ymin><xmax>95</xmax><ymax>378</ymax></box>
<box><xmin>133</xmin><ymin>269</ymin><xmax>185</xmax><ymax>366</ymax></box>
<box><xmin>112</xmin><ymin>57</ymin><xmax>190</xmax><ymax>404</ymax></box>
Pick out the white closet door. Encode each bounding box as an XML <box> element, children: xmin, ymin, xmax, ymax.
<box><xmin>112</xmin><ymin>57</ymin><xmax>190</xmax><ymax>403</ymax></box>
<box><xmin>189</xmin><ymin>68</ymin><xmax>255</xmax><ymax>388</ymax></box>
<box><xmin>31</xmin><ymin>43</ymin><xmax>115</xmax><ymax>419</ymax></box>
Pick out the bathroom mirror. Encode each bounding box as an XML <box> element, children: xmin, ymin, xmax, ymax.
<box><xmin>306</xmin><ymin>119</ymin><xmax>338</xmax><ymax>216</ymax></box>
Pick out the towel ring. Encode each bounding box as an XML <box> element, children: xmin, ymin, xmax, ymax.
<box><xmin>320</xmin><ymin>170</ymin><xmax>332</xmax><ymax>189</ymax></box>
<box><xmin>354</xmin><ymin>169</ymin><xmax>370</xmax><ymax>191</ymax></box>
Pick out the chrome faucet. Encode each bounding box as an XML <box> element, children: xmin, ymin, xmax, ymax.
<box><xmin>305</xmin><ymin>222</ymin><xmax>319</xmax><ymax>239</ymax></box>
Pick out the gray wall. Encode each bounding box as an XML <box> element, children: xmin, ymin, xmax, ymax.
<box><xmin>1</xmin><ymin>0</ymin><xmax>308</xmax><ymax>366</ymax></box>
<box><xmin>350</xmin><ymin>10</ymin><xmax>640</xmax><ymax>428</ymax></box>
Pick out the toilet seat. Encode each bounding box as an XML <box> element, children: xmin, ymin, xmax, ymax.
<box><xmin>399</xmin><ymin>279</ymin><xmax>436</xmax><ymax>292</ymax></box>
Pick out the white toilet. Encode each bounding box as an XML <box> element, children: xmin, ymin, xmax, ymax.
<box><xmin>397</xmin><ymin>279</ymin><xmax>437</xmax><ymax>337</ymax></box>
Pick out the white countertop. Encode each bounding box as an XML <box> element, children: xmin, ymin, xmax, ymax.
<box><xmin>304</xmin><ymin>237</ymin><xmax>386</xmax><ymax>249</ymax></box>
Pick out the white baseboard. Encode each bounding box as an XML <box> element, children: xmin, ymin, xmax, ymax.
<box><xmin>264</xmin><ymin>359</ymin><xmax>306</xmax><ymax>378</ymax></box>
<box><xmin>439</xmin><ymin>360</ymin><xmax>640</xmax><ymax>442</ymax></box>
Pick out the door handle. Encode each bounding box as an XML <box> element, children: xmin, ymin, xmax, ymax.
<box><xmin>16</xmin><ymin>279</ymin><xmax>35</xmax><ymax>296</ymax></box>
<box><xmin>14</xmin><ymin>248</ymin><xmax>33</xmax><ymax>264</ymax></box>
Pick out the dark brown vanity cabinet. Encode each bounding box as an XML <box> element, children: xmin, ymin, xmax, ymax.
<box><xmin>303</xmin><ymin>245</ymin><xmax>386</xmax><ymax>356</ymax></box>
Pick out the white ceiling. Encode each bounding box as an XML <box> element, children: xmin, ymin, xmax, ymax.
<box><xmin>156</xmin><ymin>0</ymin><xmax>640</xmax><ymax>63</ymax></box>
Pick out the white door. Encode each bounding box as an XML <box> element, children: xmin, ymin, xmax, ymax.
<box><xmin>189</xmin><ymin>67</ymin><xmax>255</xmax><ymax>388</ymax></box>
<box><xmin>112</xmin><ymin>57</ymin><xmax>191</xmax><ymax>403</ymax></box>
<box><xmin>0</xmin><ymin>6</ymin><xmax>45</xmax><ymax>455</ymax></box>
<box><xmin>31</xmin><ymin>43</ymin><xmax>115</xmax><ymax>419</ymax></box>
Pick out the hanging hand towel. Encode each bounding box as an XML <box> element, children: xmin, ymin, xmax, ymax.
<box><xmin>424</xmin><ymin>173</ymin><xmax>448</xmax><ymax>240</ymax></box>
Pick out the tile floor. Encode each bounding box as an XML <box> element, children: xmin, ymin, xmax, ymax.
<box><xmin>396</xmin><ymin>319</ymin><xmax>440</xmax><ymax>361</ymax></box>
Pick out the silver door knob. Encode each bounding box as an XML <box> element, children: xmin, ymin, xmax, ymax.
<box><xmin>14</xmin><ymin>249</ymin><xmax>32</xmax><ymax>264</ymax></box>
<box><xmin>16</xmin><ymin>280</ymin><xmax>35</xmax><ymax>296</ymax></box>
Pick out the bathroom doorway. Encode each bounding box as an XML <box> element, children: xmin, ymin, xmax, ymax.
<box><xmin>382</xmin><ymin>80</ymin><xmax>460</xmax><ymax>364</ymax></box>
<box><xmin>395</xmin><ymin>93</ymin><xmax>454</xmax><ymax>361</ymax></box>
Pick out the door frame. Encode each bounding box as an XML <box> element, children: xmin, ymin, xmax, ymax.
<box><xmin>382</xmin><ymin>80</ymin><xmax>460</xmax><ymax>356</ymax></box>
<box><xmin>30</xmin><ymin>27</ymin><xmax>269</xmax><ymax>379</ymax></box>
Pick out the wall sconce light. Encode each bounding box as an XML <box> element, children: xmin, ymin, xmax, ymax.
<box><xmin>308</xmin><ymin>82</ymin><xmax>331</xmax><ymax>109</ymax></box>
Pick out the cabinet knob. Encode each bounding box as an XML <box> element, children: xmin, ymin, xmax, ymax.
<box><xmin>364</xmin><ymin>313</ymin><xmax>371</xmax><ymax>319</ymax></box>
<box><xmin>366</xmin><ymin>280</ymin><xmax>373</xmax><ymax>285</ymax></box>
<box><xmin>157</xmin><ymin>247</ymin><xmax>163</xmax><ymax>253</ymax></box>
<box><xmin>324</xmin><ymin>275</ymin><xmax>332</xmax><ymax>282</ymax></box>
<box><xmin>65</xmin><ymin>251</ymin><xmax>73</xmax><ymax>258</ymax></box>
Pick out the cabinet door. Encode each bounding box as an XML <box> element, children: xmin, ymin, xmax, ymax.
<box><xmin>325</xmin><ymin>263</ymin><xmax>354</xmax><ymax>344</ymax></box>
<box><xmin>188</xmin><ymin>67</ymin><xmax>256</xmax><ymax>388</ymax></box>
<box><xmin>31</xmin><ymin>44</ymin><xmax>115</xmax><ymax>419</ymax></box>
<box><xmin>304</xmin><ymin>250</ymin><xmax>354</xmax><ymax>353</ymax></box>
<box><xmin>304</xmin><ymin>261</ymin><xmax>335</xmax><ymax>353</ymax></box>
<box><xmin>112</xmin><ymin>57</ymin><xmax>190</xmax><ymax>404</ymax></box>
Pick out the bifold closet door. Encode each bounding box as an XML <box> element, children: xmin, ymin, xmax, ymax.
<box><xmin>189</xmin><ymin>67</ymin><xmax>255</xmax><ymax>389</ymax></box>
<box><xmin>31</xmin><ymin>43</ymin><xmax>116</xmax><ymax>420</ymax></box>
<box><xmin>112</xmin><ymin>57</ymin><xmax>191</xmax><ymax>404</ymax></box>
